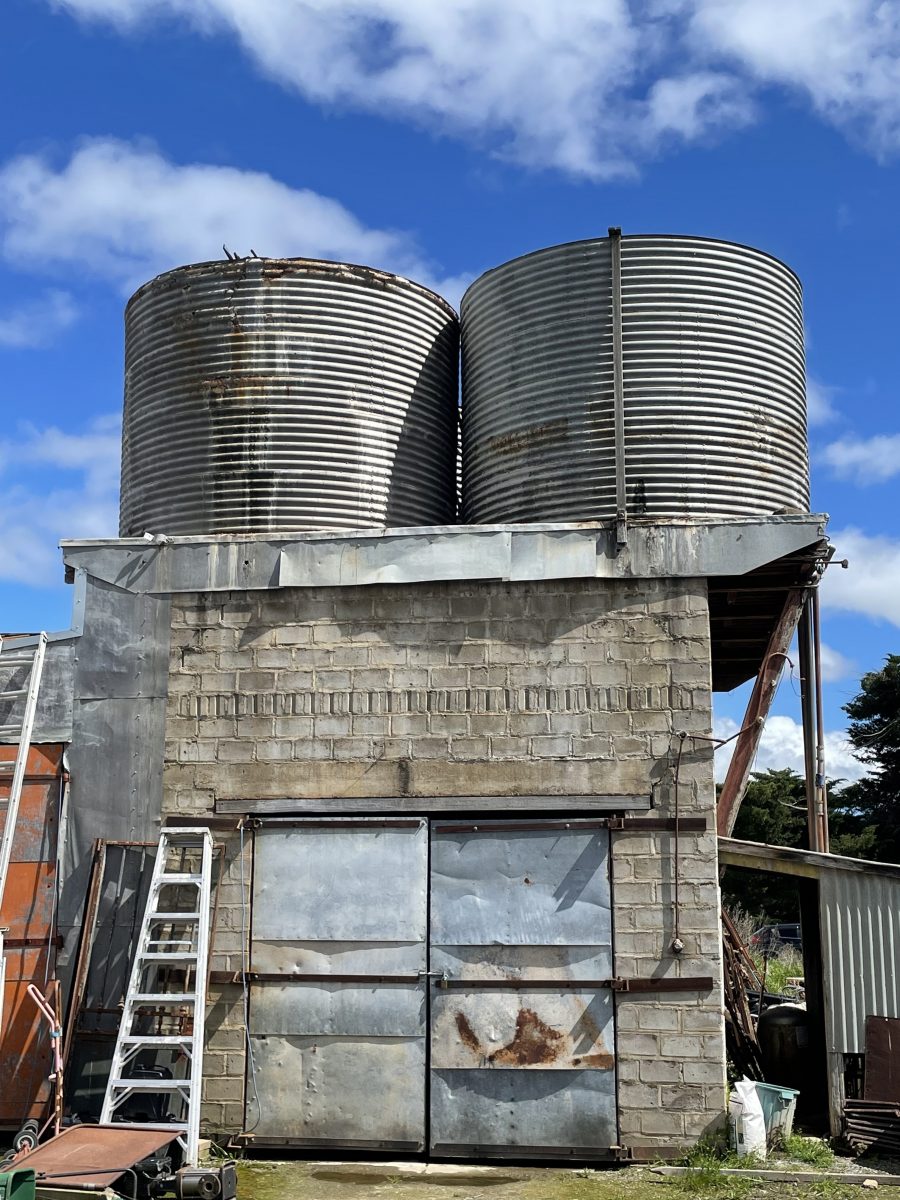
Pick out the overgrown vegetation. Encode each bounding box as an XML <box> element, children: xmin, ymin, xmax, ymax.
<box><xmin>778</xmin><ymin>1134</ymin><xmax>835</xmax><ymax>1169</ymax></box>
<box><xmin>757</xmin><ymin>946</ymin><xmax>804</xmax><ymax>997</ymax></box>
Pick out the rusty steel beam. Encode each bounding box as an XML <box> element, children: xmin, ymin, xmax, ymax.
<box><xmin>717</xmin><ymin>587</ymin><xmax>806</xmax><ymax>837</ymax></box>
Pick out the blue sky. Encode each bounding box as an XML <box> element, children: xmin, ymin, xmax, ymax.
<box><xmin>1</xmin><ymin>0</ymin><xmax>898</xmax><ymax>781</ymax></box>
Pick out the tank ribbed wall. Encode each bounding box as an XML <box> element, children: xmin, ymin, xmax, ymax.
<box><xmin>120</xmin><ymin>258</ymin><xmax>459</xmax><ymax>537</ymax></box>
<box><xmin>460</xmin><ymin>235</ymin><xmax>809</xmax><ymax>523</ymax></box>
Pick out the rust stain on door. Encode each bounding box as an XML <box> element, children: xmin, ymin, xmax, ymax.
<box><xmin>453</xmin><ymin>1005</ymin><xmax>612</xmax><ymax>1070</ymax></box>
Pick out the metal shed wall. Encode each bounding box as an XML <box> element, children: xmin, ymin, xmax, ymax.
<box><xmin>820</xmin><ymin>869</ymin><xmax>900</xmax><ymax>1055</ymax></box>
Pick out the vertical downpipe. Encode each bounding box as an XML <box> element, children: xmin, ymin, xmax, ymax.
<box><xmin>609</xmin><ymin>227</ymin><xmax>628</xmax><ymax>548</ymax></box>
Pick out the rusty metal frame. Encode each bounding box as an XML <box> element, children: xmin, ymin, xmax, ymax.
<box><xmin>434</xmin><ymin>817</ymin><xmax>707</xmax><ymax>834</ymax></box>
<box><xmin>717</xmin><ymin>587</ymin><xmax>806</xmax><ymax>836</ymax></box>
<box><xmin>62</xmin><ymin>839</ymin><xmax>107</xmax><ymax>1069</ymax></box>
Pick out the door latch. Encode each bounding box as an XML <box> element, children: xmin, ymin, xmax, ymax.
<box><xmin>418</xmin><ymin>969</ymin><xmax>450</xmax><ymax>987</ymax></box>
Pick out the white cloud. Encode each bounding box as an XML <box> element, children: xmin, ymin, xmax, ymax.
<box><xmin>822</xmin><ymin>527</ymin><xmax>900</xmax><ymax>628</ymax></box>
<box><xmin>819</xmin><ymin>641</ymin><xmax>856</xmax><ymax>684</ymax></box>
<box><xmin>0</xmin><ymin>139</ymin><xmax>469</xmax><ymax>302</ymax></box>
<box><xmin>0</xmin><ymin>415</ymin><xmax>120</xmax><ymax>586</ymax></box>
<box><xmin>820</xmin><ymin>433</ymin><xmax>900</xmax><ymax>484</ymax></box>
<box><xmin>0</xmin><ymin>290</ymin><xmax>78</xmax><ymax>348</ymax></box>
<box><xmin>46</xmin><ymin>0</ymin><xmax>900</xmax><ymax>177</ymax></box>
<box><xmin>806</xmin><ymin>376</ymin><xmax>839</xmax><ymax>426</ymax></box>
<box><xmin>687</xmin><ymin>0</ymin><xmax>900</xmax><ymax>160</ymax></box>
<box><xmin>713</xmin><ymin>713</ymin><xmax>868</xmax><ymax>784</ymax></box>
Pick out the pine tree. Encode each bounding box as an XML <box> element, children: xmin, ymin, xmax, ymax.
<box><xmin>839</xmin><ymin>654</ymin><xmax>900</xmax><ymax>863</ymax></box>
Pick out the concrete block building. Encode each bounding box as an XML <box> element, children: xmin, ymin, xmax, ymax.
<box><xmin>0</xmin><ymin>233</ymin><xmax>825</xmax><ymax>1161</ymax></box>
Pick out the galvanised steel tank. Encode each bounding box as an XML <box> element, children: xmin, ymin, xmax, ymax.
<box><xmin>120</xmin><ymin>257</ymin><xmax>459</xmax><ymax>536</ymax></box>
<box><xmin>460</xmin><ymin>235</ymin><xmax>809</xmax><ymax>523</ymax></box>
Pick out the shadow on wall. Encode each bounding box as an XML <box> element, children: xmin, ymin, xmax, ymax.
<box><xmin>384</xmin><ymin>317</ymin><xmax>459</xmax><ymax>528</ymax></box>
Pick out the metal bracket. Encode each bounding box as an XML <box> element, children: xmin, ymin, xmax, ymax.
<box><xmin>610</xmin><ymin>976</ymin><xmax>714</xmax><ymax>994</ymax></box>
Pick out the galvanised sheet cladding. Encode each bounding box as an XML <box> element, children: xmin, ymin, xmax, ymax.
<box><xmin>247</xmin><ymin>820</ymin><xmax>427</xmax><ymax>1147</ymax></box>
<box><xmin>429</xmin><ymin>823</ymin><xmax>617</xmax><ymax>1156</ymax></box>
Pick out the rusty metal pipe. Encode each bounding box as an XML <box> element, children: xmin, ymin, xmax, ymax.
<box><xmin>798</xmin><ymin>596</ymin><xmax>819</xmax><ymax>851</ymax></box>
<box><xmin>811</xmin><ymin>586</ymin><xmax>830</xmax><ymax>853</ymax></box>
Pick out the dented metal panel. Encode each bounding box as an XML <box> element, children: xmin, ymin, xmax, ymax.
<box><xmin>431</xmin><ymin>988</ymin><xmax>615</xmax><ymax>1070</ymax></box>
<box><xmin>248</xmin><ymin>821</ymin><xmax>427</xmax><ymax>1147</ymax></box>
<box><xmin>430</xmin><ymin>1068</ymin><xmax>616</xmax><ymax>1156</ymax></box>
<box><xmin>429</xmin><ymin>823</ymin><xmax>616</xmax><ymax>1156</ymax></box>
<box><xmin>430</xmin><ymin>824</ymin><xmax>612</xmax><ymax>956</ymax></box>
<box><xmin>247</xmin><ymin>1035</ymin><xmax>426</xmax><ymax>1148</ymax></box>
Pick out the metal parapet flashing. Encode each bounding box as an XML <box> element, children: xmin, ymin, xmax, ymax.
<box><xmin>59</xmin><ymin>516</ymin><xmax>828</xmax><ymax>597</ymax></box>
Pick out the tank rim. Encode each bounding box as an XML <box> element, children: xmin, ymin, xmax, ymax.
<box><xmin>125</xmin><ymin>255</ymin><xmax>459</xmax><ymax>320</ymax></box>
<box><xmin>460</xmin><ymin>232</ymin><xmax>802</xmax><ymax>309</ymax></box>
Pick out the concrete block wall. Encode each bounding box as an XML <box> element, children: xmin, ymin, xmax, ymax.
<box><xmin>160</xmin><ymin>575</ymin><xmax>725</xmax><ymax>1151</ymax></box>
<box><xmin>201</xmin><ymin>832</ymin><xmax>251</xmax><ymax>1138</ymax></box>
<box><xmin>163</xmin><ymin>577</ymin><xmax>710</xmax><ymax>806</ymax></box>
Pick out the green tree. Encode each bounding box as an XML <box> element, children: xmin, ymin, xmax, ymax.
<box><xmin>838</xmin><ymin>654</ymin><xmax>900</xmax><ymax>863</ymax></box>
<box><xmin>722</xmin><ymin>769</ymin><xmax>807</xmax><ymax>918</ymax></box>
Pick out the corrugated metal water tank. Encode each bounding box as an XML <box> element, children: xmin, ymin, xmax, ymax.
<box><xmin>460</xmin><ymin>235</ymin><xmax>810</xmax><ymax>523</ymax></box>
<box><xmin>119</xmin><ymin>258</ymin><xmax>459</xmax><ymax>536</ymax></box>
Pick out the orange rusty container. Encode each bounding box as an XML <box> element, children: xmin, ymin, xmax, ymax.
<box><xmin>0</xmin><ymin>744</ymin><xmax>63</xmax><ymax>1127</ymax></box>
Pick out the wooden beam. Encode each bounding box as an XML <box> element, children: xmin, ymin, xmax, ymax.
<box><xmin>717</xmin><ymin>588</ymin><xmax>806</xmax><ymax>837</ymax></box>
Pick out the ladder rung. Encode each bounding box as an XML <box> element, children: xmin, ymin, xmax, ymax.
<box><xmin>0</xmin><ymin>655</ymin><xmax>36</xmax><ymax>665</ymax></box>
<box><xmin>121</xmin><ymin>1035</ymin><xmax>193</xmax><ymax>1046</ymax></box>
<box><xmin>0</xmin><ymin>689</ymin><xmax>28</xmax><ymax>699</ymax></box>
<box><xmin>130</xmin><ymin>993</ymin><xmax>196</xmax><ymax>1004</ymax></box>
<box><xmin>110</xmin><ymin>1122</ymin><xmax>187</xmax><ymax>1133</ymax></box>
<box><xmin>149</xmin><ymin>912</ymin><xmax>201</xmax><ymax>921</ymax></box>
<box><xmin>156</xmin><ymin>874</ymin><xmax>203</xmax><ymax>885</ymax></box>
<box><xmin>139</xmin><ymin>952</ymin><xmax>197</xmax><ymax>962</ymax></box>
<box><xmin>110</xmin><ymin>1078</ymin><xmax>192</xmax><ymax>1091</ymax></box>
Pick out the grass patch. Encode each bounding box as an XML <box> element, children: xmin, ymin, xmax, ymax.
<box><xmin>676</xmin><ymin>1139</ymin><xmax>760</xmax><ymax>1197</ymax></box>
<box><xmin>779</xmin><ymin>1134</ymin><xmax>835</xmax><ymax>1169</ymax></box>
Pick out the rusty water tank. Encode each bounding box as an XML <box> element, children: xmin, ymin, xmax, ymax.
<box><xmin>460</xmin><ymin>234</ymin><xmax>809</xmax><ymax>523</ymax></box>
<box><xmin>119</xmin><ymin>258</ymin><xmax>459</xmax><ymax>536</ymax></box>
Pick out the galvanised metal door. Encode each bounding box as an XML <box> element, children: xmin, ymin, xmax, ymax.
<box><xmin>429</xmin><ymin>820</ymin><xmax>617</xmax><ymax>1158</ymax></box>
<box><xmin>247</xmin><ymin>819</ymin><xmax>428</xmax><ymax>1150</ymax></box>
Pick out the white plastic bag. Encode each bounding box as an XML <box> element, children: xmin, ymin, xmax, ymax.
<box><xmin>729</xmin><ymin>1078</ymin><xmax>767</xmax><ymax>1158</ymax></box>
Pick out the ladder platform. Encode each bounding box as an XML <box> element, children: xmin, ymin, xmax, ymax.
<box><xmin>122</xmin><ymin>1035</ymin><xmax>193</xmax><ymax>1046</ymax></box>
<box><xmin>109</xmin><ymin>1078</ymin><xmax>191</xmax><ymax>1091</ymax></box>
<box><xmin>140</xmin><ymin>952</ymin><xmax>198</xmax><ymax>962</ymax></box>
<box><xmin>130</xmin><ymin>993</ymin><xmax>197</xmax><ymax>1004</ymax></box>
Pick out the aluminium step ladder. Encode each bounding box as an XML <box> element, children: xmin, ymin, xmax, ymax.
<box><xmin>0</xmin><ymin>632</ymin><xmax>48</xmax><ymax>1038</ymax></box>
<box><xmin>100</xmin><ymin>828</ymin><xmax>214</xmax><ymax>1167</ymax></box>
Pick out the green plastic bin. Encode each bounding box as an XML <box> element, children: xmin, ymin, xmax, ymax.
<box><xmin>755</xmin><ymin>1082</ymin><xmax>800</xmax><ymax>1144</ymax></box>
<box><xmin>0</xmin><ymin>1169</ymin><xmax>36</xmax><ymax>1200</ymax></box>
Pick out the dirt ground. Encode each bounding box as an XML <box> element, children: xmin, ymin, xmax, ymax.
<box><xmin>235</xmin><ymin>1158</ymin><xmax>893</xmax><ymax>1200</ymax></box>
